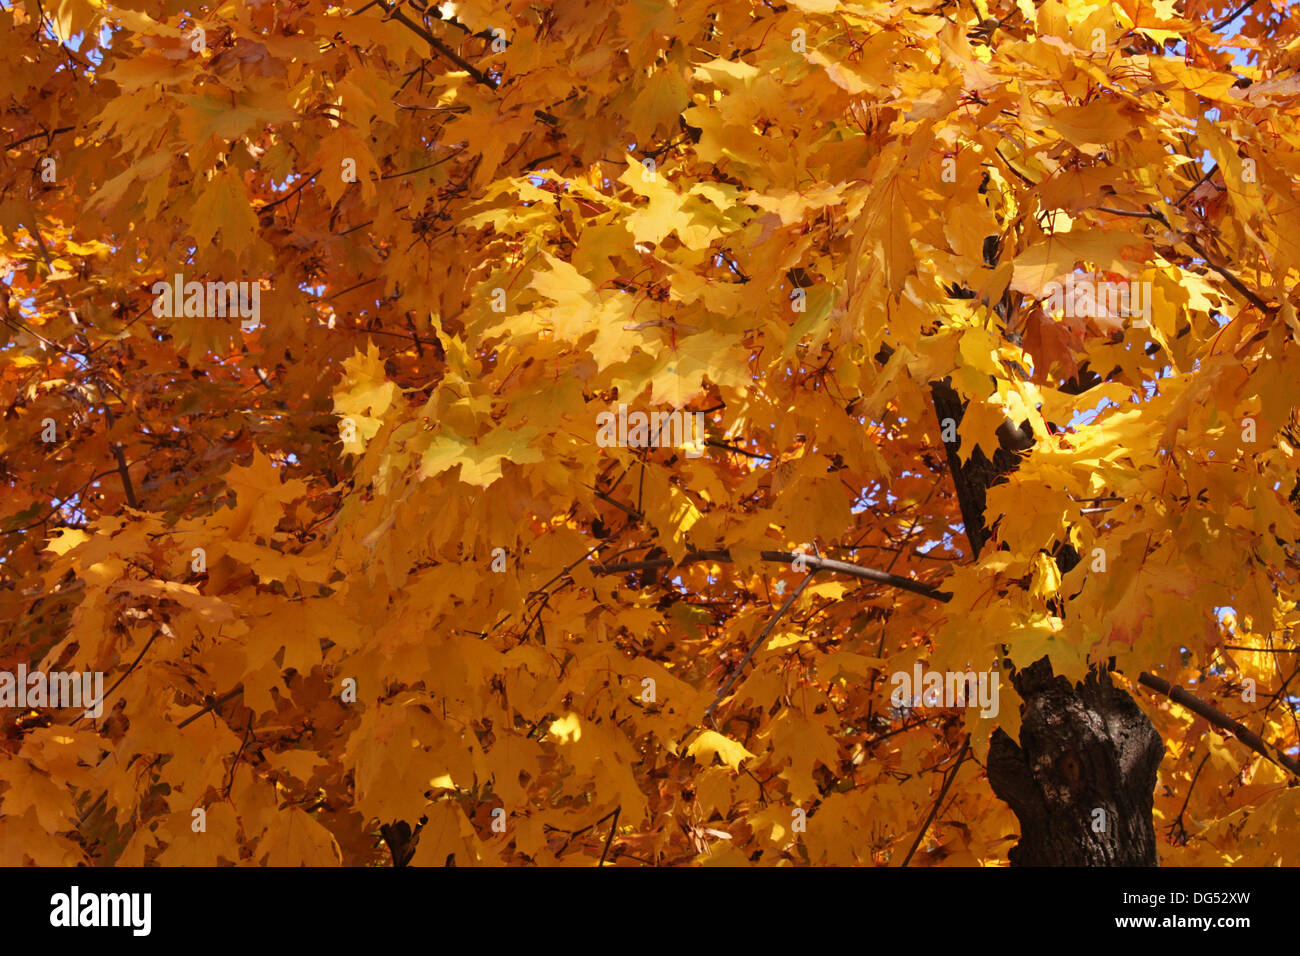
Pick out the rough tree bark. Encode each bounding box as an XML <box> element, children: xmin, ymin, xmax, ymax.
<box><xmin>987</xmin><ymin>659</ymin><xmax>1165</xmax><ymax>865</ymax></box>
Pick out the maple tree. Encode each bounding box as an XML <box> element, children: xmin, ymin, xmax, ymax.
<box><xmin>2</xmin><ymin>0</ymin><xmax>1299</xmax><ymax>867</ymax></box>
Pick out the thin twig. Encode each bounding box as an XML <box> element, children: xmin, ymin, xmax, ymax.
<box><xmin>25</xmin><ymin>214</ymin><xmax>81</xmax><ymax>325</ymax></box>
<box><xmin>704</xmin><ymin>565</ymin><xmax>822</xmax><ymax>724</ymax></box>
<box><xmin>1211</xmin><ymin>0</ymin><xmax>1257</xmax><ymax>30</ymax></box>
<box><xmin>901</xmin><ymin>734</ymin><xmax>970</xmax><ymax>866</ymax></box>
<box><xmin>379</xmin><ymin>148</ymin><xmax>467</xmax><ymax>180</ymax></box>
<box><xmin>71</xmin><ymin>625</ymin><xmax>161</xmax><ymax>725</ymax></box>
<box><xmin>1168</xmin><ymin>753</ymin><xmax>1210</xmax><ymax>846</ymax></box>
<box><xmin>223</xmin><ymin>714</ymin><xmax>256</xmax><ymax>798</ymax></box>
<box><xmin>259</xmin><ymin>170</ymin><xmax>319</xmax><ymax>212</ymax></box>
<box><xmin>177</xmin><ymin>685</ymin><xmax>244</xmax><ymax>729</ymax></box>
<box><xmin>598</xmin><ymin>806</ymin><xmax>621</xmax><ymax>866</ymax></box>
<box><xmin>1172</xmin><ymin>162</ymin><xmax>1219</xmax><ymax>207</ymax></box>
<box><xmin>706</xmin><ymin>439</ymin><xmax>772</xmax><ymax>460</ymax></box>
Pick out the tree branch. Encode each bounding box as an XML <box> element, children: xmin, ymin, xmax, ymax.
<box><xmin>591</xmin><ymin>549</ymin><xmax>951</xmax><ymax>602</ymax></box>
<box><xmin>1182</xmin><ymin>233</ymin><xmax>1276</xmax><ymax>314</ymax></box>
<box><xmin>376</xmin><ymin>1</ymin><xmax>497</xmax><ymax>89</ymax></box>
<box><xmin>1138</xmin><ymin>672</ymin><xmax>1300</xmax><ymax>776</ymax></box>
<box><xmin>101</xmin><ymin>403</ymin><xmax>139</xmax><ymax>509</ymax></box>
<box><xmin>3</xmin><ymin>124</ymin><xmax>74</xmax><ymax>151</ymax></box>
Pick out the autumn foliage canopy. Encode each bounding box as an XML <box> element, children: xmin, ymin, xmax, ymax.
<box><xmin>2</xmin><ymin>0</ymin><xmax>1300</xmax><ymax>866</ymax></box>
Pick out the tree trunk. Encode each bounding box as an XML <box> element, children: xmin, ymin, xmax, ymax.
<box><xmin>987</xmin><ymin>657</ymin><xmax>1165</xmax><ymax>865</ymax></box>
<box><xmin>928</xmin><ymin>378</ymin><xmax>1165</xmax><ymax>865</ymax></box>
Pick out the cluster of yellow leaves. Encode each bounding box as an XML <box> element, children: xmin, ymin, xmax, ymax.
<box><xmin>1</xmin><ymin>0</ymin><xmax>1299</xmax><ymax>866</ymax></box>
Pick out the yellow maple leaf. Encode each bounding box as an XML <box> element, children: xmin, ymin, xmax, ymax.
<box><xmin>420</xmin><ymin>423</ymin><xmax>544</xmax><ymax>488</ymax></box>
<box><xmin>190</xmin><ymin>170</ymin><xmax>258</xmax><ymax>254</ymax></box>
<box><xmin>687</xmin><ymin>730</ymin><xmax>755</xmax><ymax>771</ymax></box>
<box><xmin>216</xmin><ymin>449</ymin><xmax>309</xmax><ymax>541</ymax></box>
